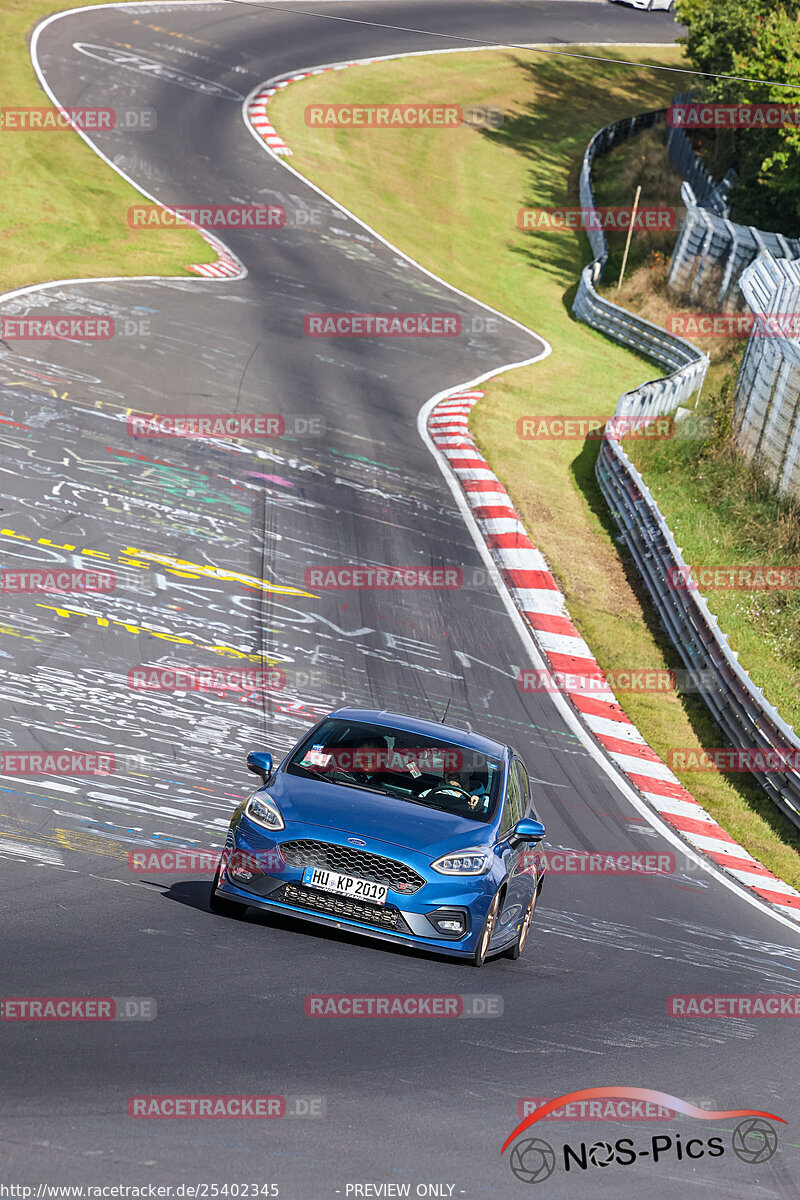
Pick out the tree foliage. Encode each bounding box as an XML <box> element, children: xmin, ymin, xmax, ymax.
<box><xmin>674</xmin><ymin>0</ymin><xmax>800</xmax><ymax>232</ymax></box>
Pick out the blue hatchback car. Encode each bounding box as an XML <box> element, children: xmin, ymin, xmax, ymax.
<box><xmin>210</xmin><ymin>707</ymin><xmax>546</xmax><ymax>966</ymax></box>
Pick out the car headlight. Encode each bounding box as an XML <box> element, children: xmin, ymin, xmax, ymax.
<box><xmin>245</xmin><ymin>792</ymin><xmax>284</xmax><ymax>831</ymax></box>
<box><xmin>431</xmin><ymin>849</ymin><xmax>490</xmax><ymax>876</ymax></box>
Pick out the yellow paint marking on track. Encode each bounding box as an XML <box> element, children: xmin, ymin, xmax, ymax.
<box><xmin>125</xmin><ymin>547</ymin><xmax>317</xmax><ymax>597</ymax></box>
<box><xmin>54</xmin><ymin>828</ymin><xmax>129</xmax><ymax>859</ymax></box>
<box><xmin>0</xmin><ymin>528</ymin><xmax>317</xmax><ymax>600</ymax></box>
<box><xmin>0</xmin><ymin>622</ymin><xmax>42</xmax><ymax>642</ymax></box>
<box><xmin>130</xmin><ymin>18</ymin><xmax>226</xmax><ymax>48</ymax></box>
<box><xmin>36</xmin><ymin>602</ymin><xmax>289</xmax><ymax>664</ymax></box>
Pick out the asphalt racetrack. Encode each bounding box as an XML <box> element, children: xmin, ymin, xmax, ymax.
<box><xmin>1</xmin><ymin>2</ymin><xmax>798</xmax><ymax>1195</ymax></box>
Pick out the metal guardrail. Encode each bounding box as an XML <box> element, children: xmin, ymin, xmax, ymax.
<box><xmin>576</xmin><ymin>105</ymin><xmax>800</xmax><ymax>831</ymax></box>
<box><xmin>578</xmin><ymin>110</ymin><xmax>664</xmax><ymax>266</ymax></box>
<box><xmin>664</xmin><ymin>94</ymin><xmax>735</xmax><ymax>216</ymax></box>
<box><xmin>596</xmin><ymin>434</ymin><xmax>800</xmax><ymax>832</ymax></box>
<box><xmin>573</xmin><ymin>270</ymin><xmax>709</xmax><ymax>418</ymax></box>
<box><xmin>573</xmin><ymin>110</ymin><xmax>710</xmax><ymax>418</ymax></box>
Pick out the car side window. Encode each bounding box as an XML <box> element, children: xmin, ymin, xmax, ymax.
<box><xmin>515</xmin><ymin>760</ymin><xmax>531</xmax><ymax>816</ymax></box>
<box><xmin>500</xmin><ymin>762</ymin><xmax>523</xmax><ymax>836</ymax></box>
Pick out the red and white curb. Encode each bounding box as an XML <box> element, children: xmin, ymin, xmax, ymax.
<box><xmin>247</xmin><ymin>60</ymin><xmax>381</xmax><ymax>157</ymax></box>
<box><xmin>248</xmin><ymin>82</ymin><xmax>296</xmax><ymax>156</ymax></box>
<box><xmin>428</xmin><ymin>391</ymin><xmax>800</xmax><ymax>918</ymax></box>
<box><xmin>189</xmin><ymin>229</ymin><xmax>244</xmax><ymax>279</ymax></box>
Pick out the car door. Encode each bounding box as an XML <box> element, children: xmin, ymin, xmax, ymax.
<box><xmin>516</xmin><ymin>757</ymin><xmax>545</xmax><ymax>893</ymax></box>
<box><xmin>496</xmin><ymin>758</ymin><xmax>532</xmax><ymax>937</ymax></box>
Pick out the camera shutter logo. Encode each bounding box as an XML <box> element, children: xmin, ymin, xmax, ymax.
<box><xmin>732</xmin><ymin>1118</ymin><xmax>778</xmax><ymax>1165</ymax></box>
<box><xmin>509</xmin><ymin>1137</ymin><xmax>556</xmax><ymax>1184</ymax></box>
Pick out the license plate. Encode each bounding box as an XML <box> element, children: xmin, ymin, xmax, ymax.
<box><xmin>302</xmin><ymin>865</ymin><xmax>388</xmax><ymax>906</ymax></box>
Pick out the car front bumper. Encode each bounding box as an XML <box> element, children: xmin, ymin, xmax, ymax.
<box><xmin>215</xmin><ymin>876</ymin><xmax>490</xmax><ymax>958</ymax></box>
<box><xmin>216</xmin><ymin>814</ymin><xmax>513</xmax><ymax>959</ymax></box>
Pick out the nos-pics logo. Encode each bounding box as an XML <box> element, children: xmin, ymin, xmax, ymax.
<box><xmin>502</xmin><ymin>1088</ymin><xmax>783</xmax><ymax>1184</ymax></box>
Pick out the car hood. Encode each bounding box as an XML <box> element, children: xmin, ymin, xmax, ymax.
<box><xmin>265</xmin><ymin>772</ymin><xmax>494</xmax><ymax>860</ymax></box>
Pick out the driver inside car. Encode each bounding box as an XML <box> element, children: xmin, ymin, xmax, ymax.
<box><xmin>324</xmin><ymin>735</ymin><xmax>395</xmax><ymax>789</ymax></box>
<box><xmin>420</xmin><ymin>773</ymin><xmax>483</xmax><ymax>812</ymax></box>
<box><xmin>300</xmin><ymin>734</ymin><xmax>389</xmax><ymax>788</ymax></box>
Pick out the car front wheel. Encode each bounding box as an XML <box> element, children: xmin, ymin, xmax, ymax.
<box><xmin>209</xmin><ymin>860</ymin><xmax>248</xmax><ymax>918</ymax></box>
<box><xmin>505</xmin><ymin>884</ymin><xmax>540</xmax><ymax>960</ymax></box>
<box><xmin>473</xmin><ymin>890</ymin><xmax>502</xmax><ymax>967</ymax></box>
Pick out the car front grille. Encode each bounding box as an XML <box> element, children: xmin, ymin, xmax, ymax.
<box><xmin>277</xmin><ymin>883</ymin><xmax>412</xmax><ymax>934</ymax></box>
<box><xmin>279</xmin><ymin>839</ymin><xmax>425</xmax><ymax>894</ymax></box>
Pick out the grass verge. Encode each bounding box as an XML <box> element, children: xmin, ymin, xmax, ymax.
<box><xmin>1</xmin><ymin>0</ymin><xmax>210</xmax><ymax>292</ymax></box>
<box><xmin>591</xmin><ymin>124</ymin><xmax>747</xmax><ymax>396</ymax></box>
<box><xmin>629</xmin><ymin>388</ymin><xmax>800</xmax><ymax>726</ymax></box>
<box><xmin>272</xmin><ymin>45</ymin><xmax>800</xmax><ymax>886</ymax></box>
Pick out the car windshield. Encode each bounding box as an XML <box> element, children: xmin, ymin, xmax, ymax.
<box><xmin>285</xmin><ymin>718</ymin><xmax>503</xmax><ymax>822</ymax></box>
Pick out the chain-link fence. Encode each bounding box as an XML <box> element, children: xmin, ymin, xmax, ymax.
<box><xmin>734</xmin><ymin>253</ymin><xmax>800</xmax><ymax>498</ymax></box>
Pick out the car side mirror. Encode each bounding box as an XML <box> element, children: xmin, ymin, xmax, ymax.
<box><xmin>247</xmin><ymin>751</ymin><xmax>274</xmax><ymax>781</ymax></box>
<box><xmin>510</xmin><ymin>817</ymin><xmax>546</xmax><ymax>848</ymax></box>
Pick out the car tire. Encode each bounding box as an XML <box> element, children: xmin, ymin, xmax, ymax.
<box><xmin>209</xmin><ymin>861</ymin><xmax>248</xmax><ymax>918</ymax></box>
<box><xmin>472</xmin><ymin>889</ymin><xmax>502</xmax><ymax>967</ymax></box>
<box><xmin>505</xmin><ymin>883</ymin><xmax>540</xmax><ymax>960</ymax></box>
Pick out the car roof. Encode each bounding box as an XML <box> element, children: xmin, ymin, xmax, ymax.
<box><xmin>327</xmin><ymin>707</ymin><xmax>509</xmax><ymax>758</ymax></box>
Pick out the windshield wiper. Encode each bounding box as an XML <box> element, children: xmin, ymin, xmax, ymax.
<box><xmin>292</xmin><ymin>765</ymin><xmax>384</xmax><ymax>794</ymax></box>
<box><xmin>289</xmin><ymin>763</ymin><xmax>336</xmax><ymax>783</ymax></box>
<box><xmin>330</xmin><ymin>779</ymin><xmax>386</xmax><ymax>795</ymax></box>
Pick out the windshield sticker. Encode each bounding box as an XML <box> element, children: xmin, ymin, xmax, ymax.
<box><xmin>302</xmin><ymin>749</ymin><xmax>332</xmax><ymax>767</ymax></box>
